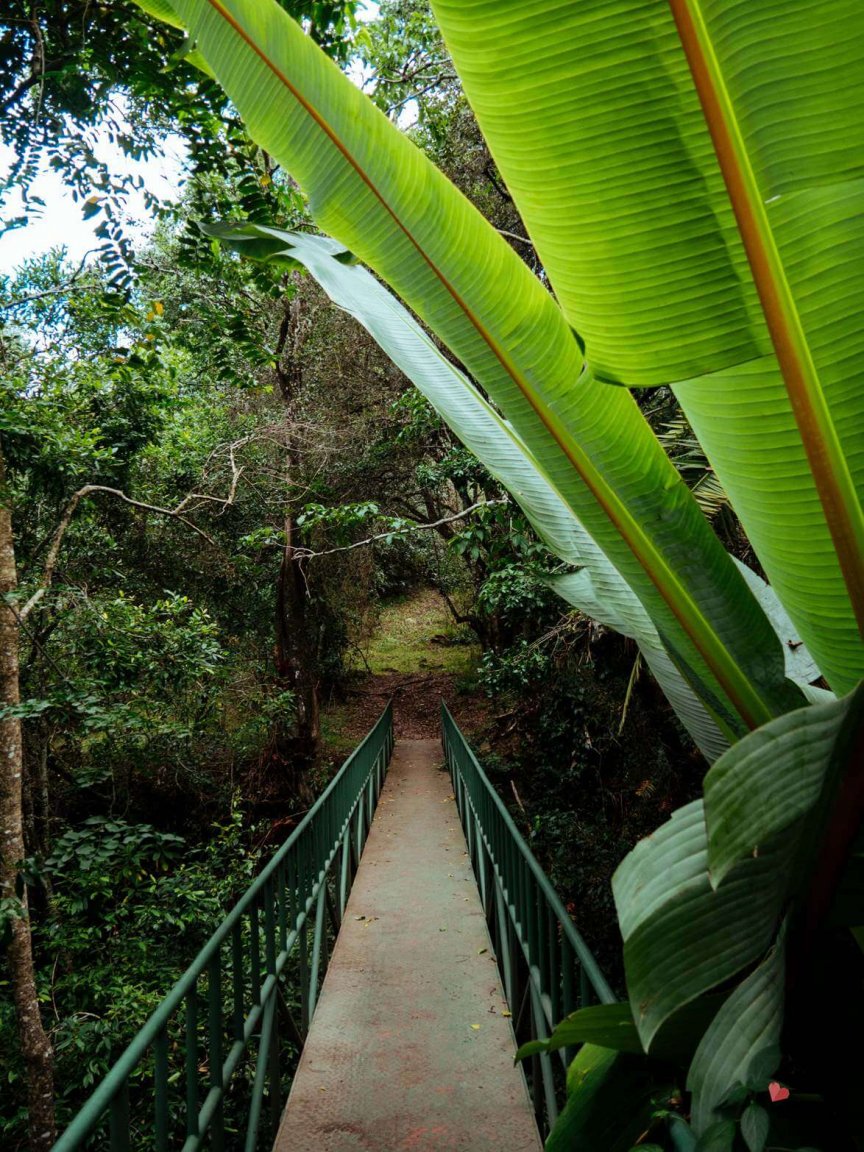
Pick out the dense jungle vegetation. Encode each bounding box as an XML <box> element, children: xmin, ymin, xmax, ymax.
<box><xmin>2</xmin><ymin>1</ymin><xmax>862</xmax><ymax>1150</ymax></box>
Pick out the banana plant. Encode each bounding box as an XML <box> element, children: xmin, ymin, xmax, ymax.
<box><xmin>137</xmin><ymin>0</ymin><xmax>864</xmax><ymax>1146</ymax></box>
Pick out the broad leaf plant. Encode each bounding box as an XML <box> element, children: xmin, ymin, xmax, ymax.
<box><xmin>138</xmin><ymin>1</ymin><xmax>864</xmax><ymax>1147</ymax></box>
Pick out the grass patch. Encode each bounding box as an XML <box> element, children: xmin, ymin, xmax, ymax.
<box><xmin>355</xmin><ymin>588</ymin><xmax>479</xmax><ymax>676</ymax></box>
<box><xmin>318</xmin><ymin>709</ymin><xmax>356</xmax><ymax>756</ymax></box>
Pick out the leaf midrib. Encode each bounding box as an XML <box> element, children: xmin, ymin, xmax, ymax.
<box><xmin>197</xmin><ymin>0</ymin><xmax>773</xmax><ymax>730</ymax></box>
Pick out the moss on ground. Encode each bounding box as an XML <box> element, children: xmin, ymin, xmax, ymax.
<box><xmin>352</xmin><ymin>587</ymin><xmax>479</xmax><ymax>677</ymax></box>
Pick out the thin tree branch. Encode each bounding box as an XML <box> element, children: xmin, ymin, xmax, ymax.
<box><xmin>496</xmin><ymin>228</ymin><xmax>534</xmax><ymax>248</ymax></box>
<box><xmin>19</xmin><ymin>485</ymin><xmax>218</xmax><ymax>620</ymax></box>
<box><xmin>294</xmin><ymin>499</ymin><xmax>506</xmax><ymax>561</ymax></box>
<box><xmin>0</xmin><ymin>250</ymin><xmax>99</xmax><ymax>313</ymax></box>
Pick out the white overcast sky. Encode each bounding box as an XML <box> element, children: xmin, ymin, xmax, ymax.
<box><xmin>0</xmin><ymin>1</ymin><xmax>379</xmax><ymax>278</ymax></box>
<box><xmin>0</xmin><ymin>135</ymin><xmax>188</xmax><ymax>276</ymax></box>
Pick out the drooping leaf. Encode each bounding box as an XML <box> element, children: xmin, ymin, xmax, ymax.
<box><xmin>669</xmin><ymin>1116</ymin><xmax>698</xmax><ymax>1151</ymax></box>
<box><xmin>552</xmin><ymin>570</ymin><xmax>727</xmax><ymax>762</ymax></box>
<box><xmin>211</xmin><ymin>222</ymin><xmax>730</xmax><ymax>762</ymax></box>
<box><xmin>516</xmin><ymin>1003</ymin><xmax>644</xmax><ymax>1061</ymax></box>
<box><xmin>686</xmin><ymin>931</ymin><xmax>785</xmax><ymax>1134</ymax></box>
<box><xmin>613</xmin><ymin>801</ymin><xmax>790</xmax><ymax>1048</ymax></box>
<box><xmin>158</xmin><ymin>0</ymin><xmax>804</xmax><ymax>741</ymax></box>
<box><xmin>731</xmin><ymin>560</ymin><xmax>822</xmax><ymax>689</ymax></box>
<box><xmin>545</xmin><ymin>1044</ymin><xmax>657</xmax><ymax>1152</ymax></box>
<box><xmin>517</xmin><ymin>995</ymin><xmax>723</xmax><ymax>1065</ymax></box>
<box><xmin>704</xmin><ymin>683</ymin><xmax>864</xmax><ymax>887</ymax></box>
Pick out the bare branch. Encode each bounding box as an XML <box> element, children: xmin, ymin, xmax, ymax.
<box><xmin>294</xmin><ymin>498</ymin><xmax>507</xmax><ymax>562</ymax></box>
<box><xmin>496</xmin><ymin>228</ymin><xmax>534</xmax><ymax>248</ymax></box>
<box><xmin>19</xmin><ymin>485</ymin><xmax>218</xmax><ymax>621</ymax></box>
<box><xmin>0</xmin><ymin>250</ymin><xmax>100</xmax><ymax>313</ymax></box>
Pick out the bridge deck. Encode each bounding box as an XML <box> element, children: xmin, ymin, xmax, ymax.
<box><xmin>273</xmin><ymin>738</ymin><xmax>542</xmax><ymax>1152</ymax></box>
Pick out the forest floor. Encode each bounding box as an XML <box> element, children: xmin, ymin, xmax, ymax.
<box><xmin>320</xmin><ymin>587</ymin><xmax>491</xmax><ymax>752</ymax></box>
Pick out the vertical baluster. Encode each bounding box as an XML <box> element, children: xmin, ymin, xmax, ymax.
<box><xmin>339</xmin><ymin>826</ymin><xmax>352</xmax><ymax>917</ymax></box>
<box><xmin>326</xmin><ymin>876</ymin><xmax>341</xmax><ymax>937</ymax></box>
<box><xmin>154</xmin><ymin>1025</ymin><xmax>170</xmax><ymax>1152</ymax></box>
<box><xmin>208</xmin><ymin>954</ymin><xmax>225</xmax><ymax>1152</ymax></box>
<box><xmin>267</xmin><ymin>988</ymin><xmax>283</xmax><ymax>1139</ymax></box>
<box><xmin>298</xmin><ymin>915</ymin><xmax>309</xmax><ymax>1037</ymax></box>
<box><xmin>231</xmin><ymin>922</ymin><xmax>245</xmax><ymax>1043</ymax></box>
<box><xmin>287</xmin><ymin>856</ymin><xmax>297</xmax><ymax>938</ymax></box>
<box><xmin>264</xmin><ymin>884</ymin><xmax>277</xmax><ymax>977</ymax></box>
<box><xmin>109</xmin><ymin>1082</ymin><xmax>131</xmax><ymax>1152</ymax></box>
<box><xmin>561</xmin><ymin>938</ymin><xmax>576</xmax><ymax>1068</ymax></box>
<box><xmin>245</xmin><ymin>996</ymin><xmax>274</xmax><ymax>1152</ymax></box>
<box><xmin>308</xmin><ymin>884</ymin><xmax>327</xmax><ymax>1021</ymax></box>
<box><xmin>495</xmin><ymin>879</ymin><xmax>514</xmax><ymax>1007</ymax></box>
<box><xmin>278</xmin><ymin>864</ymin><xmax>288</xmax><ymax>953</ymax></box>
<box><xmin>530</xmin><ymin>983</ymin><xmax>559</xmax><ymax>1130</ymax></box>
<box><xmin>547</xmin><ymin>904</ymin><xmax>559</xmax><ymax>1025</ymax></box>
<box><xmin>250</xmin><ymin>903</ymin><xmax>262</xmax><ymax>1009</ymax></box>
<box><xmin>519</xmin><ymin>861</ymin><xmax>529</xmax><ymax>964</ymax></box>
<box><xmin>355</xmin><ymin>795</ymin><xmax>365</xmax><ymax>857</ymax></box>
<box><xmin>185</xmin><ymin>990</ymin><xmax>199</xmax><ymax>1144</ymax></box>
<box><xmin>580</xmin><ymin>964</ymin><xmax>593</xmax><ymax>1009</ymax></box>
<box><xmin>478</xmin><ymin>836</ymin><xmax>490</xmax><ymax>922</ymax></box>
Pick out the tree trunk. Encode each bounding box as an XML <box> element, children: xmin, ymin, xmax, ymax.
<box><xmin>0</xmin><ymin>446</ymin><xmax>56</xmax><ymax>1152</ymax></box>
<box><xmin>275</xmin><ymin>514</ymin><xmax>320</xmax><ymax>760</ymax></box>
<box><xmin>272</xmin><ymin>293</ymin><xmax>320</xmax><ymax>772</ymax></box>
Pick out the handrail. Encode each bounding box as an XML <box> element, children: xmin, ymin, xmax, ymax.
<box><xmin>53</xmin><ymin>702</ymin><xmax>394</xmax><ymax>1152</ymax></box>
<box><xmin>441</xmin><ymin>702</ymin><xmax>614</xmax><ymax>1135</ymax></box>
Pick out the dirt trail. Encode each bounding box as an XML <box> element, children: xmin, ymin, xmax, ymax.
<box><xmin>321</xmin><ymin>588</ymin><xmax>490</xmax><ymax>746</ymax></box>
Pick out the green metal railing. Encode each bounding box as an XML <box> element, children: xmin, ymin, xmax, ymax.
<box><xmin>53</xmin><ymin>702</ymin><xmax>394</xmax><ymax>1152</ymax></box>
<box><xmin>441</xmin><ymin>702</ymin><xmax>615</xmax><ymax>1135</ymax></box>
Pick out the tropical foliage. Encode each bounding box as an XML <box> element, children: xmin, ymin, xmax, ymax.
<box><xmin>137</xmin><ymin>0</ymin><xmax>864</xmax><ymax>1146</ymax></box>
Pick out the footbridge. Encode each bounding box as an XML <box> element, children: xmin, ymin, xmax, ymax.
<box><xmin>52</xmin><ymin>702</ymin><xmax>614</xmax><ymax>1151</ymax></box>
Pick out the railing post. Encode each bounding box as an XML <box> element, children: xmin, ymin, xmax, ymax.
<box><xmin>339</xmin><ymin>826</ymin><xmax>352</xmax><ymax>917</ymax></box>
<box><xmin>154</xmin><ymin>1025</ymin><xmax>169</xmax><ymax>1152</ymax></box>
<box><xmin>530</xmin><ymin>982</ymin><xmax>558</xmax><ymax>1128</ymax></box>
<box><xmin>267</xmin><ymin>990</ymin><xmax>283</xmax><ymax>1138</ymax></box>
<box><xmin>244</xmin><ymin>995</ymin><xmax>276</xmax><ymax>1152</ymax></box>
<box><xmin>109</xmin><ymin>1083</ymin><xmax>130</xmax><ymax>1152</ymax></box>
<box><xmin>308</xmin><ymin>883</ymin><xmax>328</xmax><ymax>1021</ymax></box>
<box><xmin>208</xmin><ymin>953</ymin><xmax>225</xmax><ymax>1152</ymax></box>
<box><xmin>298</xmin><ymin>915</ymin><xmax>309</xmax><ymax>1038</ymax></box>
<box><xmin>185</xmin><ymin>991</ymin><xmax>199</xmax><ymax>1145</ymax></box>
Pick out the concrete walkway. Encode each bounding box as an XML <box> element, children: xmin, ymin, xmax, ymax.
<box><xmin>273</xmin><ymin>739</ymin><xmax>542</xmax><ymax>1152</ymax></box>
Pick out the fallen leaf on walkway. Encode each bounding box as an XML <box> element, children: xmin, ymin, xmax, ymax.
<box><xmin>477</xmin><ymin>948</ymin><xmax>487</xmax><ymax>955</ymax></box>
<box><xmin>502</xmin><ymin>1011</ymin><xmax>512</xmax><ymax>1018</ymax></box>
<box><xmin>470</xmin><ymin>1024</ymin><xmax>481</xmax><ymax>1031</ymax></box>
<box><xmin>354</xmin><ymin>915</ymin><xmax>366</xmax><ymax>921</ymax></box>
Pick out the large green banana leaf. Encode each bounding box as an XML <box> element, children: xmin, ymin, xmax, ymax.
<box><xmin>611</xmin><ymin>683</ymin><xmax>864</xmax><ymax>1062</ymax></box>
<box><xmin>430</xmin><ymin>0</ymin><xmax>864</xmax><ymax>694</ymax></box>
<box><xmin>205</xmin><ymin>222</ymin><xmax>730</xmax><ymax>761</ymax></box>
<box><xmin>149</xmin><ymin>0</ymin><xmax>807</xmax><ymax>741</ymax></box>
